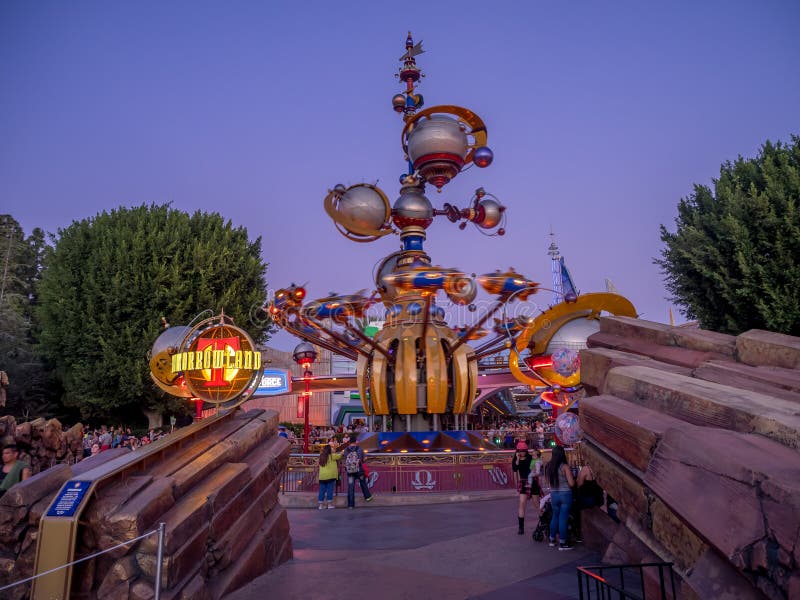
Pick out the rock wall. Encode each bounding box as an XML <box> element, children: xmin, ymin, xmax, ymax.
<box><xmin>0</xmin><ymin>408</ymin><xmax>291</xmax><ymax>599</ymax></box>
<box><xmin>0</xmin><ymin>416</ymin><xmax>85</xmax><ymax>474</ymax></box>
<box><xmin>579</xmin><ymin>317</ymin><xmax>800</xmax><ymax>600</ymax></box>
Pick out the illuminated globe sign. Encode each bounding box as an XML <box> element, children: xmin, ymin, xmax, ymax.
<box><xmin>170</xmin><ymin>322</ymin><xmax>262</xmax><ymax>405</ymax></box>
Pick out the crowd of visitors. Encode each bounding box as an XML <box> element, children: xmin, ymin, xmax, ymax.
<box><xmin>486</xmin><ymin>418</ymin><xmax>550</xmax><ymax>449</ymax></box>
<box><xmin>82</xmin><ymin>425</ymin><xmax>171</xmax><ymax>457</ymax></box>
<box><xmin>514</xmin><ymin>446</ymin><xmax>618</xmax><ymax>550</ymax></box>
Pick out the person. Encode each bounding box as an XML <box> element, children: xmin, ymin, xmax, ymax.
<box><xmin>544</xmin><ymin>445</ymin><xmax>575</xmax><ymax>550</ymax></box>
<box><xmin>317</xmin><ymin>444</ymin><xmax>341</xmax><ymax>509</ymax></box>
<box><xmin>90</xmin><ymin>442</ymin><xmax>101</xmax><ymax>456</ymax></box>
<box><xmin>526</xmin><ymin>448</ymin><xmax>543</xmax><ymax>527</ymax></box>
<box><xmin>341</xmin><ymin>434</ymin><xmax>373</xmax><ymax>509</ymax></box>
<box><xmin>0</xmin><ymin>444</ymin><xmax>31</xmax><ymax>498</ymax></box>
<box><xmin>99</xmin><ymin>427</ymin><xmax>112</xmax><ymax>451</ymax></box>
<box><xmin>278</xmin><ymin>426</ymin><xmax>288</xmax><ymax>439</ymax></box>
<box><xmin>511</xmin><ymin>442</ymin><xmax>534</xmax><ymax>534</ymax></box>
<box><xmin>535</xmin><ymin>421</ymin><xmax>545</xmax><ymax>449</ymax></box>
<box><xmin>574</xmin><ymin>464</ymin><xmax>604</xmax><ymax>541</ymax></box>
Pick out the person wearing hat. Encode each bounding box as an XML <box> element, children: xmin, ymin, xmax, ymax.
<box><xmin>511</xmin><ymin>441</ymin><xmax>535</xmax><ymax>534</ymax></box>
<box><xmin>341</xmin><ymin>433</ymin><xmax>373</xmax><ymax>509</ymax></box>
<box><xmin>278</xmin><ymin>426</ymin><xmax>288</xmax><ymax>439</ymax></box>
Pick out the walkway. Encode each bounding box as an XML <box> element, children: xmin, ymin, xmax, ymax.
<box><xmin>227</xmin><ymin>496</ymin><xmax>597</xmax><ymax>600</ymax></box>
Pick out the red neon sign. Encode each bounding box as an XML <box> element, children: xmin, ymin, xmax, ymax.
<box><xmin>196</xmin><ymin>336</ymin><xmax>241</xmax><ymax>387</ymax></box>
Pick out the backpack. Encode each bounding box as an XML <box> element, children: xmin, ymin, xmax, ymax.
<box><xmin>344</xmin><ymin>449</ymin><xmax>361</xmax><ymax>474</ymax></box>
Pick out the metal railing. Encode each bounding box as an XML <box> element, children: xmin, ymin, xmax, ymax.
<box><xmin>577</xmin><ymin>562</ymin><xmax>677</xmax><ymax>600</ymax></box>
<box><xmin>282</xmin><ymin>451</ymin><xmax>518</xmax><ymax>494</ymax></box>
<box><xmin>1</xmin><ymin>523</ymin><xmax>166</xmax><ymax>599</ymax></box>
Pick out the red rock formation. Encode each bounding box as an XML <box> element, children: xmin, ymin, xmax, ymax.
<box><xmin>580</xmin><ymin>317</ymin><xmax>800</xmax><ymax>600</ymax></box>
<box><xmin>0</xmin><ymin>409</ymin><xmax>291</xmax><ymax>599</ymax></box>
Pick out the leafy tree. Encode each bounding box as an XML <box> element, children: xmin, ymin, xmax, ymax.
<box><xmin>0</xmin><ymin>215</ymin><xmax>59</xmax><ymax>418</ymax></box>
<box><xmin>657</xmin><ymin>136</ymin><xmax>800</xmax><ymax>335</ymax></box>
<box><xmin>36</xmin><ymin>205</ymin><xmax>271</xmax><ymax>425</ymax></box>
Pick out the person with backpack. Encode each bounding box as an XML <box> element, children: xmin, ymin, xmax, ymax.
<box><xmin>341</xmin><ymin>434</ymin><xmax>373</xmax><ymax>509</ymax></box>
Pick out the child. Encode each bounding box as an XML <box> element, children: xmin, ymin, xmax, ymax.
<box><xmin>317</xmin><ymin>444</ymin><xmax>341</xmax><ymax>509</ymax></box>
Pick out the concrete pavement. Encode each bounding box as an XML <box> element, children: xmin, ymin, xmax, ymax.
<box><xmin>226</xmin><ymin>496</ymin><xmax>598</xmax><ymax>600</ymax></box>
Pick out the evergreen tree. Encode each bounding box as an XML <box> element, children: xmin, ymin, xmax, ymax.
<box><xmin>657</xmin><ymin>136</ymin><xmax>800</xmax><ymax>335</ymax></box>
<box><xmin>36</xmin><ymin>205</ymin><xmax>271</xmax><ymax>424</ymax></box>
<box><xmin>0</xmin><ymin>215</ymin><xmax>58</xmax><ymax>418</ymax></box>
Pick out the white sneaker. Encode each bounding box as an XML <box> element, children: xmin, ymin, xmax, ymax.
<box><xmin>318</xmin><ymin>504</ymin><xmax>324</xmax><ymax>510</ymax></box>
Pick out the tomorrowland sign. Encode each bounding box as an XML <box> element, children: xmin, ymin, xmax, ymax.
<box><xmin>150</xmin><ymin>314</ymin><xmax>263</xmax><ymax>407</ymax></box>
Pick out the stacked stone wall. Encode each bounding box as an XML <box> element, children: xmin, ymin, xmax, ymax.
<box><xmin>579</xmin><ymin>317</ymin><xmax>800</xmax><ymax>600</ymax></box>
<box><xmin>0</xmin><ymin>408</ymin><xmax>291</xmax><ymax>599</ymax></box>
<box><xmin>0</xmin><ymin>416</ymin><xmax>85</xmax><ymax>474</ymax></box>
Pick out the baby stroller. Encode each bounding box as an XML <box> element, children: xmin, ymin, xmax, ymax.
<box><xmin>532</xmin><ymin>494</ymin><xmax>576</xmax><ymax>543</ymax></box>
<box><xmin>531</xmin><ymin>496</ymin><xmax>553</xmax><ymax>542</ymax></box>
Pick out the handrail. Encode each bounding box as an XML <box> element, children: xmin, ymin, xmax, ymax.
<box><xmin>576</xmin><ymin>562</ymin><xmax>676</xmax><ymax>600</ymax></box>
<box><xmin>31</xmin><ymin>408</ymin><xmax>239</xmax><ymax>599</ymax></box>
<box><xmin>3</xmin><ymin>523</ymin><xmax>165</xmax><ymax>598</ymax></box>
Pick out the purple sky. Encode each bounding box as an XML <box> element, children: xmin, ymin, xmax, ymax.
<box><xmin>3</xmin><ymin>1</ymin><xmax>799</xmax><ymax>350</ymax></box>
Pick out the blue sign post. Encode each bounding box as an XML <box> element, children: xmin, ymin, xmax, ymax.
<box><xmin>255</xmin><ymin>368</ymin><xmax>291</xmax><ymax>396</ymax></box>
<box><xmin>46</xmin><ymin>480</ymin><xmax>92</xmax><ymax>517</ymax></box>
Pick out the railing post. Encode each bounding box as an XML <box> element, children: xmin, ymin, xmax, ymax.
<box><xmin>154</xmin><ymin>522</ymin><xmax>165</xmax><ymax>600</ymax></box>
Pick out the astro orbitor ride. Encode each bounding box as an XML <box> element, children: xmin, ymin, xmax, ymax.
<box><xmin>267</xmin><ymin>34</ymin><xmax>637</xmax><ymax>435</ymax></box>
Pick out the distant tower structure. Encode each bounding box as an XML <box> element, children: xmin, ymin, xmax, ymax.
<box><xmin>547</xmin><ymin>228</ymin><xmax>563</xmax><ymax>305</ymax></box>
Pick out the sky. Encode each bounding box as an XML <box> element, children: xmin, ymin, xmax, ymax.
<box><xmin>2</xmin><ymin>1</ymin><xmax>799</xmax><ymax>351</ymax></box>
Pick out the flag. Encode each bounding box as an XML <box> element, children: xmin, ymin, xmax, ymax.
<box><xmin>560</xmin><ymin>257</ymin><xmax>578</xmax><ymax>298</ymax></box>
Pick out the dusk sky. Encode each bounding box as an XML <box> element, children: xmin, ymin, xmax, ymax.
<box><xmin>3</xmin><ymin>1</ymin><xmax>799</xmax><ymax>350</ymax></box>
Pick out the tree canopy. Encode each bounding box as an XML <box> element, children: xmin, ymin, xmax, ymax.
<box><xmin>36</xmin><ymin>205</ymin><xmax>271</xmax><ymax>423</ymax></box>
<box><xmin>0</xmin><ymin>215</ymin><xmax>56</xmax><ymax>417</ymax></box>
<box><xmin>657</xmin><ymin>136</ymin><xmax>800</xmax><ymax>335</ymax></box>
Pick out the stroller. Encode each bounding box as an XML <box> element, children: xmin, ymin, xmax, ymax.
<box><xmin>531</xmin><ymin>494</ymin><xmax>576</xmax><ymax>543</ymax></box>
<box><xmin>531</xmin><ymin>496</ymin><xmax>553</xmax><ymax>542</ymax></box>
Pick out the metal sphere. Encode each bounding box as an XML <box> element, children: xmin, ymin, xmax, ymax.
<box><xmin>293</xmin><ymin>341</ymin><xmax>318</xmax><ymax>364</ymax></box>
<box><xmin>473</xmin><ymin>146</ymin><xmax>494</xmax><ymax>168</ymax></box>
<box><xmin>392</xmin><ymin>94</ymin><xmax>406</xmax><ymax>112</ymax></box>
<box><xmin>407</xmin><ymin>115</ymin><xmax>468</xmax><ymax>165</ymax></box>
<box><xmin>476</xmin><ymin>198</ymin><xmax>503</xmax><ymax>229</ymax></box>
<box><xmin>392</xmin><ymin>187</ymin><xmax>433</xmax><ymax>228</ymax></box>
<box><xmin>338</xmin><ymin>185</ymin><xmax>390</xmax><ymax>232</ymax></box>
<box><xmin>545</xmin><ymin>318</ymin><xmax>600</xmax><ymax>354</ymax></box>
<box><xmin>149</xmin><ymin>326</ymin><xmax>191</xmax><ymax>385</ymax></box>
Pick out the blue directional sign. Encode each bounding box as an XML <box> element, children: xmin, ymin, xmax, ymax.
<box><xmin>46</xmin><ymin>480</ymin><xmax>92</xmax><ymax>517</ymax></box>
<box><xmin>255</xmin><ymin>368</ymin><xmax>291</xmax><ymax>396</ymax></box>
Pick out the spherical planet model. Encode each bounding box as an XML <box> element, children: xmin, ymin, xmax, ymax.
<box><xmin>406</xmin><ymin>114</ymin><xmax>468</xmax><ymax>164</ymax></box>
<box><xmin>337</xmin><ymin>184</ymin><xmax>390</xmax><ymax>233</ymax></box>
<box><xmin>551</xmin><ymin>347</ymin><xmax>581</xmax><ymax>378</ymax></box>
<box><xmin>393</xmin><ymin>186</ymin><xmax>433</xmax><ymax>228</ymax></box>
<box><xmin>554</xmin><ymin>412</ymin><xmax>582</xmax><ymax>446</ymax></box>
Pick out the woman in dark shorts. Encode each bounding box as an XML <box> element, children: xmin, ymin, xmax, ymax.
<box><xmin>511</xmin><ymin>442</ymin><xmax>541</xmax><ymax>534</ymax></box>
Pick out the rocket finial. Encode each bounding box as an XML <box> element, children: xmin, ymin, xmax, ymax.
<box><xmin>395</xmin><ymin>32</ymin><xmax>425</xmax><ymax>120</ymax></box>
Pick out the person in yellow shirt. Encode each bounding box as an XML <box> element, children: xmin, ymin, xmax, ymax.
<box><xmin>317</xmin><ymin>444</ymin><xmax>342</xmax><ymax>509</ymax></box>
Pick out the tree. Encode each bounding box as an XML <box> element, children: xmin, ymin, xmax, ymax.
<box><xmin>0</xmin><ymin>215</ymin><xmax>58</xmax><ymax>418</ymax></box>
<box><xmin>36</xmin><ymin>205</ymin><xmax>271</xmax><ymax>425</ymax></box>
<box><xmin>657</xmin><ymin>136</ymin><xmax>800</xmax><ymax>335</ymax></box>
